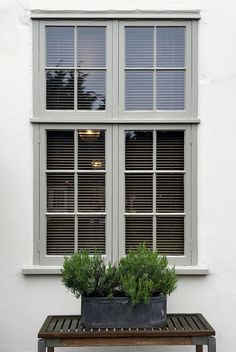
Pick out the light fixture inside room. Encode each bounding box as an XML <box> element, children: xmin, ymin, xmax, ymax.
<box><xmin>91</xmin><ymin>159</ymin><xmax>103</xmax><ymax>169</ymax></box>
<box><xmin>79</xmin><ymin>130</ymin><xmax>100</xmax><ymax>140</ymax></box>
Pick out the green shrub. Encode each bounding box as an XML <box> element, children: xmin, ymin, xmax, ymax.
<box><xmin>61</xmin><ymin>245</ymin><xmax>177</xmax><ymax>304</ymax></box>
<box><xmin>118</xmin><ymin>245</ymin><xmax>177</xmax><ymax>304</ymax></box>
<box><xmin>61</xmin><ymin>251</ymin><xmax>119</xmax><ymax>298</ymax></box>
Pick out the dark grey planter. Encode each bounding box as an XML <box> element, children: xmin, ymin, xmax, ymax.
<box><xmin>80</xmin><ymin>295</ymin><xmax>167</xmax><ymax>328</ymax></box>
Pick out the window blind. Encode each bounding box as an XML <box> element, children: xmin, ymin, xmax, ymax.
<box><xmin>46</xmin><ymin>129</ymin><xmax>106</xmax><ymax>255</ymax></box>
<box><xmin>125</xmin><ymin>130</ymin><xmax>185</xmax><ymax>255</ymax></box>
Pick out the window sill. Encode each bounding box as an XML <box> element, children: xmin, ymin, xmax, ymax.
<box><xmin>22</xmin><ymin>265</ymin><xmax>209</xmax><ymax>276</ymax></box>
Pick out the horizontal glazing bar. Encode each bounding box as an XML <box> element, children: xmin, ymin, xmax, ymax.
<box><xmin>46</xmin><ymin>212</ymin><xmax>75</xmax><ymax>215</ymax></box>
<box><xmin>125</xmin><ymin>213</ymin><xmax>154</xmax><ymax>216</ymax></box>
<box><xmin>77</xmin><ymin>212</ymin><xmax>106</xmax><ymax>216</ymax></box>
<box><xmin>156</xmin><ymin>170</ymin><xmax>186</xmax><ymax>173</ymax></box>
<box><xmin>156</xmin><ymin>213</ymin><xmax>186</xmax><ymax>216</ymax></box>
<box><xmin>125</xmin><ymin>67</ymin><xmax>186</xmax><ymax>70</ymax></box>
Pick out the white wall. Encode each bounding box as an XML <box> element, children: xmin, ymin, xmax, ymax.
<box><xmin>0</xmin><ymin>0</ymin><xmax>236</xmax><ymax>351</ymax></box>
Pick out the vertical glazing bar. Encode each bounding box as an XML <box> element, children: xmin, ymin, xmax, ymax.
<box><xmin>153</xmin><ymin>130</ymin><xmax>156</xmax><ymax>250</ymax></box>
<box><xmin>74</xmin><ymin>129</ymin><xmax>78</xmax><ymax>252</ymax></box>
<box><xmin>74</xmin><ymin>26</ymin><xmax>77</xmax><ymax>111</ymax></box>
<box><xmin>153</xmin><ymin>26</ymin><xmax>157</xmax><ymax>111</ymax></box>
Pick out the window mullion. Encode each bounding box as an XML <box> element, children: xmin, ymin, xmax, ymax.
<box><xmin>74</xmin><ymin>129</ymin><xmax>78</xmax><ymax>252</ymax></box>
<box><xmin>74</xmin><ymin>26</ymin><xmax>77</xmax><ymax>111</ymax></box>
<box><xmin>153</xmin><ymin>27</ymin><xmax>157</xmax><ymax>111</ymax></box>
<box><xmin>153</xmin><ymin>130</ymin><xmax>156</xmax><ymax>250</ymax></box>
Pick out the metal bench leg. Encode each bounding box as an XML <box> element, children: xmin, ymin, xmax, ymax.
<box><xmin>196</xmin><ymin>346</ymin><xmax>203</xmax><ymax>352</ymax></box>
<box><xmin>208</xmin><ymin>337</ymin><xmax>216</xmax><ymax>352</ymax></box>
<box><xmin>48</xmin><ymin>348</ymin><xmax>54</xmax><ymax>352</ymax></box>
<box><xmin>38</xmin><ymin>339</ymin><xmax>46</xmax><ymax>352</ymax></box>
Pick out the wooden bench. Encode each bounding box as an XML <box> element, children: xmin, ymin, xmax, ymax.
<box><xmin>38</xmin><ymin>313</ymin><xmax>216</xmax><ymax>352</ymax></box>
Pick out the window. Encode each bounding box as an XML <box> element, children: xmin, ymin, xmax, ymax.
<box><xmin>33</xmin><ymin>15</ymin><xmax>198</xmax><ymax>266</ymax></box>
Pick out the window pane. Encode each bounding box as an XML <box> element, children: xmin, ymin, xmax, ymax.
<box><xmin>126</xmin><ymin>174</ymin><xmax>153</xmax><ymax>213</ymax></box>
<box><xmin>125</xmin><ymin>70</ymin><xmax>153</xmax><ymax>110</ymax></box>
<box><xmin>78</xmin><ymin>216</ymin><xmax>105</xmax><ymax>253</ymax></box>
<box><xmin>78</xmin><ymin>174</ymin><xmax>105</xmax><ymax>212</ymax></box>
<box><xmin>47</xmin><ymin>174</ymin><xmax>74</xmax><ymax>212</ymax></box>
<box><xmin>156</xmin><ymin>174</ymin><xmax>184</xmax><ymax>213</ymax></box>
<box><xmin>47</xmin><ymin>131</ymin><xmax>74</xmax><ymax>170</ymax></box>
<box><xmin>156</xmin><ymin>216</ymin><xmax>184</xmax><ymax>255</ymax></box>
<box><xmin>46</xmin><ymin>26</ymin><xmax>74</xmax><ymax>67</ymax></box>
<box><xmin>46</xmin><ymin>70</ymin><xmax>74</xmax><ymax>110</ymax></box>
<box><xmin>126</xmin><ymin>216</ymin><xmax>153</xmax><ymax>252</ymax></box>
<box><xmin>47</xmin><ymin>216</ymin><xmax>74</xmax><ymax>255</ymax></box>
<box><xmin>78</xmin><ymin>130</ymin><xmax>105</xmax><ymax>170</ymax></box>
<box><xmin>77</xmin><ymin>70</ymin><xmax>105</xmax><ymax>110</ymax></box>
<box><xmin>77</xmin><ymin>27</ymin><xmax>106</xmax><ymax>67</ymax></box>
<box><xmin>157</xmin><ymin>27</ymin><xmax>185</xmax><ymax>68</ymax></box>
<box><xmin>156</xmin><ymin>131</ymin><xmax>184</xmax><ymax>170</ymax></box>
<box><xmin>125</xmin><ymin>131</ymin><xmax>153</xmax><ymax>170</ymax></box>
<box><xmin>125</xmin><ymin>27</ymin><xmax>153</xmax><ymax>68</ymax></box>
<box><xmin>156</xmin><ymin>70</ymin><xmax>185</xmax><ymax>110</ymax></box>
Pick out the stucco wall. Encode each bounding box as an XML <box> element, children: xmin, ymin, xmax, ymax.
<box><xmin>1</xmin><ymin>0</ymin><xmax>236</xmax><ymax>351</ymax></box>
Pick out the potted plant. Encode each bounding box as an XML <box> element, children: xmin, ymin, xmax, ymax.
<box><xmin>61</xmin><ymin>245</ymin><xmax>177</xmax><ymax>328</ymax></box>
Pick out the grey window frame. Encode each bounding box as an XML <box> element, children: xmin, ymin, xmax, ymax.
<box><xmin>34</xmin><ymin>123</ymin><xmax>197</xmax><ymax>266</ymax></box>
<box><xmin>33</xmin><ymin>18</ymin><xmax>198</xmax><ymax>122</ymax></box>
<box><xmin>32</xmin><ymin>13</ymin><xmax>199</xmax><ymax>266</ymax></box>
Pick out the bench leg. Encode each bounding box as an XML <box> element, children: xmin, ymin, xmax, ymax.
<box><xmin>48</xmin><ymin>348</ymin><xmax>54</xmax><ymax>352</ymax></box>
<box><xmin>196</xmin><ymin>346</ymin><xmax>203</xmax><ymax>352</ymax></box>
<box><xmin>38</xmin><ymin>339</ymin><xmax>46</xmax><ymax>352</ymax></box>
<box><xmin>208</xmin><ymin>337</ymin><xmax>216</xmax><ymax>352</ymax></box>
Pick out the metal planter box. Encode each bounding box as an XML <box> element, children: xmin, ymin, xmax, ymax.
<box><xmin>80</xmin><ymin>295</ymin><xmax>167</xmax><ymax>328</ymax></box>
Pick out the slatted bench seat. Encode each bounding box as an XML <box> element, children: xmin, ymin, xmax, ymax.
<box><xmin>38</xmin><ymin>313</ymin><xmax>216</xmax><ymax>352</ymax></box>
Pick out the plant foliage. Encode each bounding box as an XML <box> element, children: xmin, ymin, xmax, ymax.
<box><xmin>61</xmin><ymin>245</ymin><xmax>177</xmax><ymax>304</ymax></box>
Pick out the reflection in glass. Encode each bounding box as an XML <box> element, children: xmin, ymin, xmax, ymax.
<box><xmin>78</xmin><ymin>130</ymin><xmax>105</xmax><ymax>170</ymax></box>
<box><xmin>46</xmin><ymin>70</ymin><xmax>74</xmax><ymax>110</ymax></box>
<box><xmin>46</xmin><ymin>26</ymin><xmax>74</xmax><ymax>67</ymax></box>
<box><xmin>77</xmin><ymin>70</ymin><xmax>106</xmax><ymax>110</ymax></box>
<box><xmin>77</xmin><ymin>27</ymin><xmax>106</xmax><ymax>67</ymax></box>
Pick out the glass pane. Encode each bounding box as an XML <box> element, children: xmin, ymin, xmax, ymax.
<box><xmin>126</xmin><ymin>174</ymin><xmax>153</xmax><ymax>213</ymax></box>
<box><xmin>126</xmin><ymin>216</ymin><xmax>153</xmax><ymax>252</ymax></box>
<box><xmin>156</xmin><ymin>216</ymin><xmax>184</xmax><ymax>255</ymax></box>
<box><xmin>156</xmin><ymin>131</ymin><xmax>184</xmax><ymax>170</ymax></box>
<box><xmin>125</xmin><ymin>70</ymin><xmax>153</xmax><ymax>110</ymax></box>
<box><xmin>47</xmin><ymin>131</ymin><xmax>74</xmax><ymax>170</ymax></box>
<box><xmin>77</xmin><ymin>70</ymin><xmax>105</xmax><ymax>110</ymax></box>
<box><xmin>157</xmin><ymin>27</ymin><xmax>185</xmax><ymax>67</ymax></box>
<box><xmin>78</xmin><ymin>216</ymin><xmax>105</xmax><ymax>254</ymax></box>
<box><xmin>125</xmin><ymin>27</ymin><xmax>153</xmax><ymax>68</ymax></box>
<box><xmin>46</xmin><ymin>26</ymin><xmax>74</xmax><ymax>67</ymax></box>
<box><xmin>78</xmin><ymin>173</ymin><xmax>105</xmax><ymax>212</ymax></box>
<box><xmin>47</xmin><ymin>174</ymin><xmax>74</xmax><ymax>212</ymax></box>
<box><xmin>46</xmin><ymin>70</ymin><xmax>74</xmax><ymax>110</ymax></box>
<box><xmin>156</xmin><ymin>174</ymin><xmax>184</xmax><ymax>213</ymax></box>
<box><xmin>156</xmin><ymin>70</ymin><xmax>185</xmax><ymax>110</ymax></box>
<box><xmin>47</xmin><ymin>216</ymin><xmax>74</xmax><ymax>255</ymax></box>
<box><xmin>78</xmin><ymin>130</ymin><xmax>105</xmax><ymax>170</ymax></box>
<box><xmin>77</xmin><ymin>27</ymin><xmax>106</xmax><ymax>67</ymax></box>
<box><xmin>125</xmin><ymin>131</ymin><xmax>153</xmax><ymax>170</ymax></box>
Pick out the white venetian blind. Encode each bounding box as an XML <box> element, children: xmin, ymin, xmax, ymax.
<box><xmin>45</xmin><ymin>26</ymin><xmax>107</xmax><ymax>111</ymax></box>
<box><xmin>124</xmin><ymin>26</ymin><xmax>186</xmax><ymax>111</ymax></box>
<box><xmin>125</xmin><ymin>130</ymin><xmax>185</xmax><ymax>255</ymax></box>
<box><xmin>46</xmin><ymin>129</ymin><xmax>106</xmax><ymax>255</ymax></box>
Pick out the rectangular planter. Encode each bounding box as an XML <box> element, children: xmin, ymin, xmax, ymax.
<box><xmin>80</xmin><ymin>295</ymin><xmax>167</xmax><ymax>328</ymax></box>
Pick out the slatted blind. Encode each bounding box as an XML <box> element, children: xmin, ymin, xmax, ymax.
<box><xmin>46</xmin><ymin>129</ymin><xmax>106</xmax><ymax>255</ymax></box>
<box><xmin>45</xmin><ymin>26</ymin><xmax>106</xmax><ymax>110</ymax></box>
<box><xmin>124</xmin><ymin>26</ymin><xmax>186</xmax><ymax>111</ymax></box>
<box><xmin>125</xmin><ymin>129</ymin><xmax>185</xmax><ymax>256</ymax></box>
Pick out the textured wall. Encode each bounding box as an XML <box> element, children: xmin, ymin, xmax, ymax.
<box><xmin>0</xmin><ymin>0</ymin><xmax>236</xmax><ymax>351</ymax></box>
